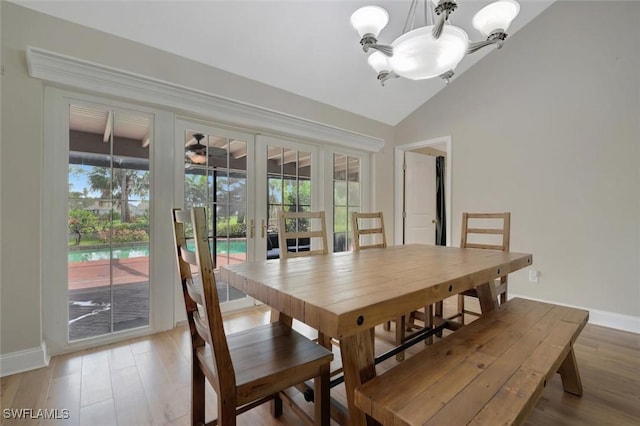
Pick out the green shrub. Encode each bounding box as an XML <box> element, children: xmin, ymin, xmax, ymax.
<box><xmin>216</xmin><ymin>222</ymin><xmax>247</xmax><ymax>237</ymax></box>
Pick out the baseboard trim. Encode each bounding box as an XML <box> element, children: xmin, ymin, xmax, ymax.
<box><xmin>0</xmin><ymin>341</ymin><xmax>50</xmax><ymax>377</ymax></box>
<box><xmin>509</xmin><ymin>293</ymin><xmax>640</xmax><ymax>334</ymax></box>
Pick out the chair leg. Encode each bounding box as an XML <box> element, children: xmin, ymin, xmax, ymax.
<box><xmin>270</xmin><ymin>393</ymin><xmax>283</xmax><ymax>418</ymax></box>
<box><xmin>406</xmin><ymin>311</ymin><xmax>416</xmax><ymax>331</ymax></box>
<box><xmin>425</xmin><ymin>305</ymin><xmax>433</xmax><ymax>345</ymax></box>
<box><xmin>383</xmin><ymin>321</ymin><xmax>391</xmax><ymax>331</ymax></box>
<box><xmin>217</xmin><ymin>395</ymin><xmax>237</xmax><ymax>426</ymax></box>
<box><xmin>395</xmin><ymin>315</ymin><xmax>405</xmax><ymax>361</ymax></box>
<box><xmin>435</xmin><ymin>301</ymin><xmax>443</xmax><ymax>337</ymax></box>
<box><xmin>457</xmin><ymin>294</ymin><xmax>465</xmax><ymax>325</ymax></box>
<box><xmin>314</xmin><ymin>364</ymin><xmax>331</xmax><ymax>426</ymax></box>
<box><xmin>192</xmin><ymin>362</ymin><xmax>206</xmax><ymax>426</ymax></box>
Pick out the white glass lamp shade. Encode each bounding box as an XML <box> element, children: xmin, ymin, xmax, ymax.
<box><xmin>367</xmin><ymin>51</ymin><xmax>390</xmax><ymax>73</ymax></box>
<box><xmin>472</xmin><ymin>0</ymin><xmax>520</xmax><ymax>37</ymax></box>
<box><xmin>388</xmin><ymin>25</ymin><xmax>468</xmax><ymax>80</ymax></box>
<box><xmin>350</xmin><ymin>6</ymin><xmax>389</xmax><ymax>38</ymax></box>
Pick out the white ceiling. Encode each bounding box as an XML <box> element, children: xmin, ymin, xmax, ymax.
<box><xmin>14</xmin><ymin>0</ymin><xmax>553</xmax><ymax>126</ymax></box>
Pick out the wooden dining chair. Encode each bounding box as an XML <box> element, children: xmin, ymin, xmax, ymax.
<box><xmin>448</xmin><ymin>212</ymin><xmax>511</xmax><ymax>324</ymax></box>
<box><xmin>277</xmin><ymin>211</ymin><xmax>328</xmax><ymax>259</ymax></box>
<box><xmin>172</xmin><ymin>207</ymin><xmax>333</xmax><ymax>426</ymax></box>
<box><xmin>351</xmin><ymin>212</ymin><xmax>433</xmax><ymax>361</ymax></box>
<box><xmin>277</xmin><ymin>210</ymin><xmax>339</xmax><ymax>352</ymax></box>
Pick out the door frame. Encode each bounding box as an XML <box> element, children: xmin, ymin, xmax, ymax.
<box><xmin>394</xmin><ymin>136</ymin><xmax>452</xmax><ymax>246</ymax></box>
<box><xmin>43</xmin><ymin>87</ymin><xmax>176</xmax><ymax>355</ymax></box>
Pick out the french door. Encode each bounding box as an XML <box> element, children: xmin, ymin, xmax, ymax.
<box><xmin>176</xmin><ymin>120</ymin><xmax>257</xmax><ymax>310</ymax></box>
<box><xmin>255</xmin><ymin>135</ymin><xmax>320</xmax><ymax>261</ymax></box>
<box><xmin>67</xmin><ymin>103</ymin><xmax>153</xmax><ymax>341</ymax></box>
<box><xmin>176</xmin><ymin>126</ymin><xmax>320</xmax><ymax>300</ymax></box>
<box><xmin>44</xmin><ymin>88</ymin><xmax>175</xmax><ymax>354</ymax></box>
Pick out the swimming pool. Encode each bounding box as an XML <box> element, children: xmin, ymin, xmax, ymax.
<box><xmin>68</xmin><ymin>240</ymin><xmax>247</xmax><ymax>262</ymax></box>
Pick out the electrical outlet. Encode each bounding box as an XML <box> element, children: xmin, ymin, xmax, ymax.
<box><xmin>529</xmin><ymin>270</ymin><xmax>540</xmax><ymax>283</ymax></box>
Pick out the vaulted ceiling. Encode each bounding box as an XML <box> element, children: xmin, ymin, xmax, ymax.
<box><xmin>14</xmin><ymin>0</ymin><xmax>553</xmax><ymax>126</ymax></box>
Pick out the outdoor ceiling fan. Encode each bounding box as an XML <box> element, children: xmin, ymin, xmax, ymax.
<box><xmin>185</xmin><ymin>133</ymin><xmax>227</xmax><ymax>165</ymax></box>
<box><xmin>185</xmin><ymin>133</ymin><xmax>208</xmax><ymax>164</ymax></box>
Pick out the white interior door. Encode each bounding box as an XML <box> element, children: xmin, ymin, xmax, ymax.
<box><xmin>404</xmin><ymin>151</ymin><xmax>436</xmax><ymax>244</ymax></box>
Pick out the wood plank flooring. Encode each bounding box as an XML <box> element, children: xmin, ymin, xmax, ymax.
<box><xmin>1</xmin><ymin>299</ymin><xmax>638</xmax><ymax>425</ymax></box>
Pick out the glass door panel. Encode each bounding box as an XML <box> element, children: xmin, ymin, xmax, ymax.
<box><xmin>333</xmin><ymin>154</ymin><xmax>361</xmax><ymax>252</ymax></box>
<box><xmin>67</xmin><ymin>104</ymin><xmax>151</xmax><ymax>341</ymax></box>
<box><xmin>182</xmin><ymin>127</ymin><xmax>251</xmax><ymax>307</ymax></box>
<box><xmin>267</xmin><ymin>147</ymin><xmax>312</xmax><ymax>258</ymax></box>
<box><xmin>260</xmin><ymin>137</ymin><xmax>316</xmax><ymax>260</ymax></box>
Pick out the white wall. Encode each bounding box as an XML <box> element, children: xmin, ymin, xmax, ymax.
<box><xmin>0</xmin><ymin>2</ymin><xmax>395</xmax><ymax>358</ymax></box>
<box><xmin>395</xmin><ymin>1</ymin><xmax>640</xmax><ymax>323</ymax></box>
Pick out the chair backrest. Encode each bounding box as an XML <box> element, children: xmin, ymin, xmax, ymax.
<box><xmin>351</xmin><ymin>212</ymin><xmax>387</xmax><ymax>251</ymax></box>
<box><xmin>277</xmin><ymin>211</ymin><xmax>328</xmax><ymax>259</ymax></box>
<box><xmin>460</xmin><ymin>212</ymin><xmax>511</xmax><ymax>251</ymax></box>
<box><xmin>172</xmin><ymin>207</ymin><xmax>235</xmax><ymax>392</ymax></box>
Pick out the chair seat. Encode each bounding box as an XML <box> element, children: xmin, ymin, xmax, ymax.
<box><xmin>197</xmin><ymin>322</ymin><xmax>333</xmax><ymax>406</ymax></box>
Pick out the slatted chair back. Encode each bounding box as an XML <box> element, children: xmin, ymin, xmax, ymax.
<box><xmin>457</xmin><ymin>212</ymin><xmax>512</xmax><ymax>322</ymax></box>
<box><xmin>461</xmin><ymin>212</ymin><xmax>511</xmax><ymax>252</ymax></box>
<box><xmin>351</xmin><ymin>212</ymin><xmax>387</xmax><ymax>251</ymax></box>
<box><xmin>173</xmin><ymin>208</ymin><xmax>333</xmax><ymax>425</ymax></box>
<box><xmin>172</xmin><ymin>208</ymin><xmax>235</xmax><ymax>400</ymax></box>
<box><xmin>278</xmin><ymin>211</ymin><xmax>328</xmax><ymax>259</ymax></box>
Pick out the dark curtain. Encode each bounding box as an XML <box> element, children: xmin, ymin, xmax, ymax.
<box><xmin>435</xmin><ymin>156</ymin><xmax>446</xmax><ymax>246</ymax></box>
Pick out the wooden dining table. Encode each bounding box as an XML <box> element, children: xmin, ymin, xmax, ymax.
<box><xmin>220</xmin><ymin>244</ymin><xmax>533</xmax><ymax>426</ymax></box>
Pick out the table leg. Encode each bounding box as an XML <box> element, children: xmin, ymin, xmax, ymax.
<box><xmin>340</xmin><ymin>329</ymin><xmax>379</xmax><ymax>426</ymax></box>
<box><xmin>270</xmin><ymin>308</ymin><xmax>293</xmax><ymax>327</ymax></box>
<box><xmin>476</xmin><ymin>281</ymin><xmax>498</xmax><ymax>314</ymax></box>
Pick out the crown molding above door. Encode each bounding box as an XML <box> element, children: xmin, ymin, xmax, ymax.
<box><xmin>26</xmin><ymin>46</ymin><xmax>385</xmax><ymax>153</ymax></box>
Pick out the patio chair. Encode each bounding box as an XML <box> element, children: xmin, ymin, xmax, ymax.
<box><xmin>172</xmin><ymin>207</ymin><xmax>332</xmax><ymax>425</ymax></box>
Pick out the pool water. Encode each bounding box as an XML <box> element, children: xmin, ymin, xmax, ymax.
<box><xmin>68</xmin><ymin>240</ymin><xmax>247</xmax><ymax>262</ymax></box>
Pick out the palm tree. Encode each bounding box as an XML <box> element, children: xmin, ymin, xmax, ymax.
<box><xmin>88</xmin><ymin>166</ymin><xmax>149</xmax><ymax>222</ymax></box>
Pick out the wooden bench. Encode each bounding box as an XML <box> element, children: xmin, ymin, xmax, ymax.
<box><xmin>354</xmin><ymin>298</ymin><xmax>589</xmax><ymax>426</ymax></box>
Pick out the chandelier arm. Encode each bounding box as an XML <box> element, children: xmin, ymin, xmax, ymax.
<box><xmin>432</xmin><ymin>11</ymin><xmax>448</xmax><ymax>39</ymax></box>
<box><xmin>439</xmin><ymin>70</ymin><xmax>455</xmax><ymax>84</ymax></box>
<box><xmin>466</xmin><ymin>31</ymin><xmax>508</xmax><ymax>54</ymax></box>
<box><xmin>432</xmin><ymin>1</ymin><xmax>457</xmax><ymax>39</ymax></box>
<box><xmin>369</xmin><ymin>43</ymin><xmax>394</xmax><ymax>57</ymax></box>
<box><xmin>360</xmin><ymin>35</ymin><xmax>393</xmax><ymax>56</ymax></box>
<box><xmin>466</xmin><ymin>40</ymin><xmax>496</xmax><ymax>54</ymax></box>
<box><xmin>377</xmin><ymin>71</ymin><xmax>400</xmax><ymax>86</ymax></box>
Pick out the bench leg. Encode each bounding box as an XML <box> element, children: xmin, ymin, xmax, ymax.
<box><xmin>557</xmin><ymin>347</ymin><xmax>583</xmax><ymax>396</ymax></box>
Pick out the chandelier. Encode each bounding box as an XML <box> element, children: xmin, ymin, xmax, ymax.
<box><xmin>350</xmin><ymin>0</ymin><xmax>520</xmax><ymax>85</ymax></box>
